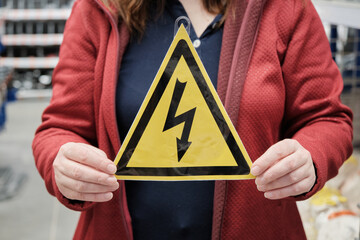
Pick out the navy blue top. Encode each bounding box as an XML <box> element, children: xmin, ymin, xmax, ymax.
<box><xmin>116</xmin><ymin>1</ymin><xmax>223</xmax><ymax>239</ymax></box>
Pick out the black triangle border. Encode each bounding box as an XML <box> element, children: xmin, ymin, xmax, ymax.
<box><xmin>116</xmin><ymin>39</ymin><xmax>250</xmax><ymax>177</ymax></box>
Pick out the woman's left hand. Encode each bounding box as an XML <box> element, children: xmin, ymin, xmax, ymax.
<box><xmin>251</xmin><ymin>139</ymin><xmax>316</xmax><ymax>199</ymax></box>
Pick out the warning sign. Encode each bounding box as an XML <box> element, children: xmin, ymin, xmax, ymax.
<box><xmin>114</xmin><ymin>25</ymin><xmax>254</xmax><ymax>180</ymax></box>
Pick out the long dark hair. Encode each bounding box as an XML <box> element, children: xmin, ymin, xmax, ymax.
<box><xmin>101</xmin><ymin>0</ymin><xmax>231</xmax><ymax>37</ymax></box>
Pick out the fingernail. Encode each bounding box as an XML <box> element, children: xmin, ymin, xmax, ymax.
<box><xmin>251</xmin><ymin>166</ymin><xmax>260</xmax><ymax>176</ymax></box>
<box><xmin>107</xmin><ymin>176</ymin><xmax>117</xmax><ymax>183</ymax></box>
<box><xmin>104</xmin><ymin>192</ymin><xmax>113</xmax><ymax>200</ymax></box>
<box><xmin>264</xmin><ymin>192</ymin><xmax>273</xmax><ymax>199</ymax></box>
<box><xmin>107</xmin><ymin>164</ymin><xmax>117</xmax><ymax>173</ymax></box>
<box><xmin>256</xmin><ymin>177</ymin><xmax>264</xmax><ymax>186</ymax></box>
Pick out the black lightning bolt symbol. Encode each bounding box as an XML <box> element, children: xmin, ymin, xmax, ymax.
<box><xmin>163</xmin><ymin>79</ymin><xmax>196</xmax><ymax>162</ymax></box>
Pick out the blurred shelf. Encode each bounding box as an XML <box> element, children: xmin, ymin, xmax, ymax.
<box><xmin>0</xmin><ymin>1</ymin><xmax>72</xmax><ymax>92</ymax></box>
<box><xmin>0</xmin><ymin>57</ymin><xmax>59</xmax><ymax>69</ymax></box>
<box><xmin>314</xmin><ymin>0</ymin><xmax>360</xmax><ymax>29</ymax></box>
<box><xmin>0</xmin><ymin>9</ymin><xmax>71</xmax><ymax>21</ymax></box>
<box><xmin>2</xmin><ymin>34</ymin><xmax>64</xmax><ymax>46</ymax></box>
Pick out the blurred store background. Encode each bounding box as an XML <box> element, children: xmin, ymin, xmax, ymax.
<box><xmin>0</xmin><ymin>1</ymin><xmax>79</xmax><ymax>239</ymax></box>
<box><xmin>0</xmin><ymin>0</ymin><xmax>359</xmax><ymax>239</ymax></box>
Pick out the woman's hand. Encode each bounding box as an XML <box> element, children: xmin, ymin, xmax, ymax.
<box><xmin>251</xmin><ymin>139</ymin><xmax>316</xmax><ymax>199</ymax></box>
<box><xmin>53</xmin><ymin>142</ymin><xmax>119</xmax><ymax>202</ymax></box>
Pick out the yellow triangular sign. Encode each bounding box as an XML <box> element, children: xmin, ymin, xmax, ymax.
<box><xmin>114</xmin><ymin>25</ymin><xmax>254</xmax><ymax>180</ymax></box>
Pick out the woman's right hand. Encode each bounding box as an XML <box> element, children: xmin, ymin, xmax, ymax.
<box><xmin>53</xmin><ymin>142</ymin><xmax>119</xmax><ymax>202</ymax></box>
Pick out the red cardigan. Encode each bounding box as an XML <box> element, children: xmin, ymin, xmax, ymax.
<box><xmin>32</xmin><ymin>0</ymin><xmax>353</xmax><ymax>239</ymax></box>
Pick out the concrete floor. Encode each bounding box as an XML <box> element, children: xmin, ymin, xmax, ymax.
<box><xmin>0</xmin><ymin>99</ymin><xmax>79</xmax><ymax>240</ymax></box>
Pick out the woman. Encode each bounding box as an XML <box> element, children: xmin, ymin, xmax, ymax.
<box><xmin>32</xmin><ymin>0</ymin><xmax>353</xmax><ymax>239</ymax></box>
